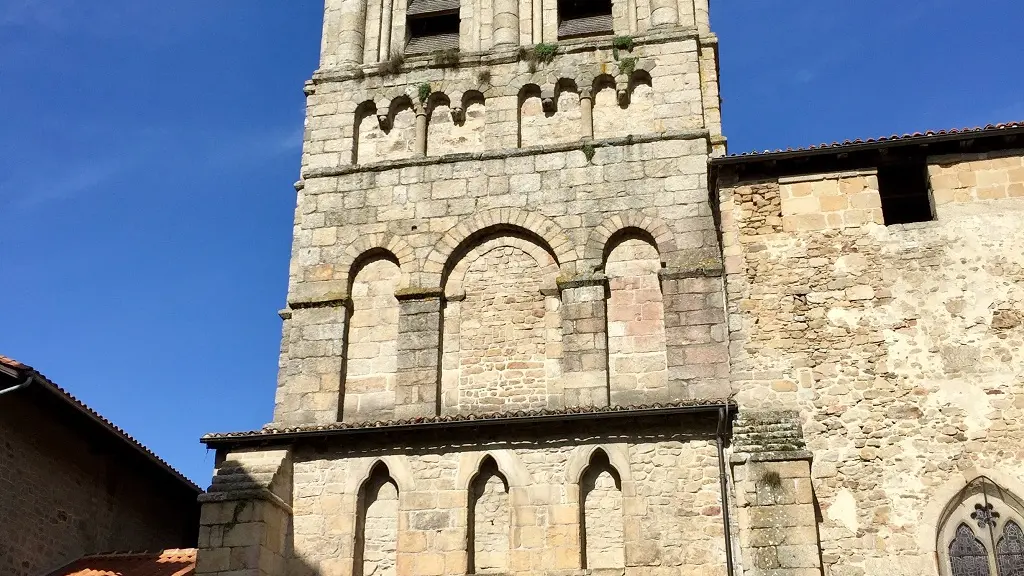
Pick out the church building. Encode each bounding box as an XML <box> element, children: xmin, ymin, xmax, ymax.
<box><xmin>195</xmin><ymin>0</ymin><xmax>1024</xmax><ymax>575</ymax></box>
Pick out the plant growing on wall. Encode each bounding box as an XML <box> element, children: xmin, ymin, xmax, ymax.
<box><xmin>612</xmin><ymin>35</ymin><xmax>634</xmax><ymax>60</ymax></box>
<box><xmin>519</xmin><ymin>43</ymin><xmax>559</xmax><ymax>73</ymax></box>
<box><xmin>378</xmin><ymin>50</ymin><xmax>405</xmax><ymax>76</ymax></box>
<box><xmin>581</xmin><ymin>142</ymin><xmax>596</xmax><ymax>163</ymax></box>
<box><xmin>618</xmin><ymin>56</ymin><xmax>638</xmax><ymax>77</ymax></box>
<box><xmin>417</xmin><ymin>83</ymin><xmax>432</xmax><ymax>103</ymax></box>
<box><xmin>433</xmin><ymin>48</ymin><xmax>460</xmax><ymax>68</ymax></box>
<box><xmin>477</xmin><ymin>69</ymin><xmax>492</xmax><ymax>86</ymax></box>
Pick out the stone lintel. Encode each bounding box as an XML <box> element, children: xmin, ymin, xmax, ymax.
<box><xmin>303</xmin><ymin>129</ymin><xmax>711</xmax><ymax>179</ymax></box>
<box><xmin>730</xmin><ymin>450</ymin><xmax>814</xmax><ymax>465</ymax></box>
<box><xmin>395</xmin><ymin>287</ymin><xmax>444</xmax><ymax>301</ymax></box>
<box><xmin>659</xmin><ymin>263</ymin><xmax>724</xmax><ymax>280</ymax></box>
<box><xmin>557</xmin><ymin>273</ymin><xmax>608</xmax><ymax>290</ymax></box>
<box><xmin>777</xmin><ymin>169</ymin><xmax>878</xmax><ymax>185</ymax></box>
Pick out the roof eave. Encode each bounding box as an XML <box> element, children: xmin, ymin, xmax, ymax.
<box><xmin>202</xmin><ymin>402</ymin><xmax>736</xmax><ymax>450</ymax></box>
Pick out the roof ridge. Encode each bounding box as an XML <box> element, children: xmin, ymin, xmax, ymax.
<box><xmin>724</xmin><ymin>120</ymin><xmax>1024</xmax><ymax>159</ymax></box>
<box><xmin>0</xmin><ymin>354</ymin><xmax>202</xmax><ymax>493</ymax></box>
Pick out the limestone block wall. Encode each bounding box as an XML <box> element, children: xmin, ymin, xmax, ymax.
<box><xmin>287</xmin><ymin>427</ymin><xmax>728</xmax><ymax>576</ymax></box>
<box><xmin>276</xmin><ymin>135</ymin><xmax>730</xmax><ymax>426</ymax></box>
<box><xmin>718</xmin><ymin>150</ymin><xmax>1024</xmax><ymax>576</ymax></box>
<box><xmin>303</xmin><ymin>29</ymin><xmax>720</xmax><ymax>169</ymax></box>
<box><xmin>319</xmin><ymin>0</ymin><xmax>713</xmax><ymax>68</ymax></box>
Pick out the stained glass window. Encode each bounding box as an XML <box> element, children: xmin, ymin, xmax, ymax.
<box><xmin>998</xmin><ymin>521</ymin><xmax>1024</xmax><ymax>576</ymax></box>
<box><xmin>950</xmin><ymin>523</ymin><xmax>992</xmax><ymax>576</ymax></box>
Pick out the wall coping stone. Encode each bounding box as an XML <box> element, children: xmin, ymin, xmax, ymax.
<box><xmin>197</xmin><ymin>488</ymin><xmax>293</xmax><ymax>514</ymax></box>
<box><xmin>301</xmin><ymin>129</ymin><xmax>711</xmax><ymax>180</ymax></box>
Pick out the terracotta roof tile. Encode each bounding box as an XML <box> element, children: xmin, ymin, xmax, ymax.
<box><xmin>724</xmin><ymin>121</ymin><xmax>1024</xmax><ymax>159</ymax></box>
<box><xmin>1</xmin><ymin>354</ymin><xmax>201</xmax><ymax>492</ymax></box>
<box><xmin>0</xmin><ymin>354</ymin><xmax>24</xmax><ymax>369</ymax></box>
<box><xmin>46</xmin><ymin>549</ymin><xmax>196</xmax><ymax>576</ymax></box>
<box><xmin>203</xmin><ymin>399</ymin><xmax>734</xmax><ymax>441</ymax></box>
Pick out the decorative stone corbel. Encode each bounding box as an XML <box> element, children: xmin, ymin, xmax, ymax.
<box><xmin>541</xmin><ymin>85</ymin><xmax>557</xmax><ymax>113</ymax></box>
<box><xmin>449</xmin><ymin>91</ymin><xmax>466</xmax><ymax>123</ymax></box>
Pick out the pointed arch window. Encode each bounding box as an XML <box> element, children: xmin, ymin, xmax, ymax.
<box><xmin>998</xmin><ymin>521</ymin><xmax>1024</xmax><ymax>576</ymax></box>
<box><xmin>939</xmin><ymin>477</ymin><xmax>1024</xmax><ymax>576</ymax></box>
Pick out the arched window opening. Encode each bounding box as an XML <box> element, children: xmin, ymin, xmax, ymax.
<box><xmin>950</xmin><ymin>524</ymin><xmax>992</xmax><ymax>576</ymax></box>
<box><xmin>468</xmin><ymin>457</ymin><xmax>511</xmax><ymax>574</ymax></box>
<box><xmin>998</xmin><ymin>521</ymin><xmax>1024</xmax><ymax>576</ymax></box>
<box><xmin>939</xmin><ymin>477</ymin><xmax>1024</xmax><ymax>576</ymax></box>
<box><xmin>406</xmin><ymin>0</ymin><xmax>460</xmax><ymax>54</ymax></box>
<box><xmin>580</xmin><ymin>449</ymin><xmax>624</xmax><ymax>570</ymax></box>
<box><xmin>342</xmin><ymin>253</ymin><xmax>401</xmax><ymax>422</ymax></box>
<box><xmin>354</xmin><ymin>463</ymin><xmax>400</xmax><ymax>576</ymax></box>
<box><xmin>557</xmin><ymin>0</ymin><xmax>612</xmax><ymax>39</ymax></box>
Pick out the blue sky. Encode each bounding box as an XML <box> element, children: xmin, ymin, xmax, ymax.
<box><xmin>1</xmin><ymin>0</ymin><xmax>1021</xmax><ymax>485</ymax></box>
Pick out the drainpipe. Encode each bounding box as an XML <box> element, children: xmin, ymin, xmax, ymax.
<box><xmin>717</xmin><ymin>406</ymin><xmax>736</xmax><ymax>576</ymax></box>
<box><xmin>0</xmin><ymin>373</ymin><xmax>35</xmax><ymax>397</ymax></box>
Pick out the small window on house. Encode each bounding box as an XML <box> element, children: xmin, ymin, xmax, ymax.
<box><xmin>558</xmin><ymin>0</ymin><xmax>613</xmax><ymax>39</ymax></box>
<box><xmin>877</xmin><ymin>161</ymin><xmax>935</xmax><ymax>225</ymax></box>
<box><xmin>406</xmin><ymin>0</ymin><xmax>460</xmax><ymax>55</ymax></box>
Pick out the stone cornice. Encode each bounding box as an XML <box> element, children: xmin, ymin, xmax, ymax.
<box><xmin>301</xmin><ymin>129</ymin><xmax>711</xmax><ymax>180</ymax></box>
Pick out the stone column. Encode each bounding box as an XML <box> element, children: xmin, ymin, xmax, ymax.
<box><xmin>273</xmin><ymin>304</ymin><xmax>346</xmax><ymax>426</ymax></box>
<box><xmin>532</xmin><ymin>0</ymin><xmax>543</xmax><ymax>43</ymax></box>
<box><xmin>195</xmin><ymin>449</ymin><xmax>292</xmax><ymax>576</ymax></box>
<box><xmin>559</xmin><ymin>275</ymin><xmax>610</xmax><ymax>408</ymax></box>
<box><xmin>660</xmin><ymin>268</ymin><xmax>730</xmax><ymax>401</ymax></box>
<box><xmin>730</xmin><ymin>411</ymin><xmax>824</xmax><ymax>576</ymax></box>
<box><xmin>380</xmin><ymin>0</ymin><xmax>395</xmax><ymax>60</ymax></box>
<box><xmin>415</xmin><ymin>104</ymin><xmax>428</xmax><ymax>157</ymax></box>
<box><xmin>693</xmin><ymin>0</ymin><xmax>710</xmax><ymax>31</ymax></box>
<box><xmin>336</xmin><ymin>0</ymin><xmax>368</xmax><ymax>66</ymax></box>
<box><xmin>395</xmin><ymin>290</ymin><xmax>442</xmax><ymax>419</ymax></box>
<box><xmin>493</xmin><ymin>0</ymin><xmax>520</xmax><ymax>48</ymax></box>
<box><xmin>649</xmin><ymin>0</ymin><xmax>678</xmax><ymax>28</ymax></box>
<box><xmin>579</xmin><ymin>88</ymin><xmax>594</xmax><ymax>140</ymax></box>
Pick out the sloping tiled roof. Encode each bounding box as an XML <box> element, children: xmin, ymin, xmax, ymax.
<box><xmin>203</xmin><ymin>399</ymin><xmax>734</xmax><ymax>443</ymax></box>
<box><xmin>0</xmin><ymin>354</ymin><xmax>201</xmax><ymax>493</ymax></box>
<box><xmin>718</xmin><ymin>121</ymin><xmax>1024</xmax><ymax>161</ymax></box>
<box><xmin>45</xmin><ymin>549</ymin><xmax>196</xmax><ymax>576</ymax></box>
<box><xmin>406</xmin><ymin>32</ymin><xmax>460</xmax><ymax>54</ymax></box>
<box><xmin>407</xmin><ymin>0</ymin><xmax>460</xmax><ymax>16</ymax></box>
<box><xmin>558</xmin><ymin>14</ymin><xmax>613</xmax><ymax>39</ymax></box>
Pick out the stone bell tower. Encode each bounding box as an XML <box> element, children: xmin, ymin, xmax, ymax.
<box><xmin>197</xmin><ymin>1</ymin><xmax>738</xmax><ymax>575</ymax></box>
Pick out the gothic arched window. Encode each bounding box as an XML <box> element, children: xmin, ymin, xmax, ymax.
<box><xmin>998</xmin><ymin>521</ymin><xmax>1024</xmax><ymax>576</ymax></box>
<box><xmin>938</xmin><ymin>477</ymin><xmax>1024</xmax><ymax>576</ymax></box>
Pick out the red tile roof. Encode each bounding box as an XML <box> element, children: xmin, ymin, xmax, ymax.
<box><xmin>0</xmin><ymin>354</ymin><xmax>201</xmax><ymax>492</ymax></box>
<box><xmin>45</xmin><ymin>549</ymin><xmax>196</xmax><ymax>576</ymax></box>
<box><xmin>721</xmin><ymin>121</ymin><xmax>1024</xmax><ymax>160</ymax></box>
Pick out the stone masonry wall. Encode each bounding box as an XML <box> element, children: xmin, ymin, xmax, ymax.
<box><xmin>275</xmin><ymin>135</ymin><xmax>729</xmax><ymax>426</ymax></box>
<box><xmin>304</xmin><ymin>29</ymin><xmax>719</xmax><ymax>170</ymax></box>
<box><xmin>344</xmin><ymin>257</ymin><xmax>401</xmax><ymax>422</ymax></box>
<box><xmin>606</xmin><ymin>238</ymin><xmax>669</xmax><ymax>405</ymax></box>
<box><xmin>0</xmin><ymin>392</ymin><xmax>198</xmax><ymax>576</ymax></box>
<box><xmin>287</xmin><ymin>428</ymin><xmax>727</xmax><ymax>576</ymax></box>
<box><xmin>719</xmin><ymin>151</ymin><xmax>1024</xmax><ymax>576</ymax></box>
